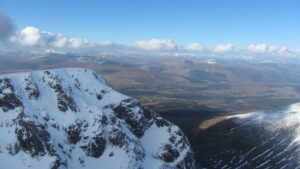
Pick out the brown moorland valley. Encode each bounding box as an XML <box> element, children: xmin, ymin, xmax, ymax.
<box><xmin>2</xmin><ymin>52</ymin><xmax>300</xmax><ymax>124</ymax></box>
<box><xmin>2</xmin><ymin>52</ymin><xmax>300</xmax><ymax>166</ymax></box>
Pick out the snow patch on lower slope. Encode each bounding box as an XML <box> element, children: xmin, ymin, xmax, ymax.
<box><xmin>228</xmin><ymin>103</ymin><xmax>300</xmax><ymax>128</ymax></box>
<box><xmin>227</xmin><ymin>103</ymin><xmax>300</xmax><ymax>161</ymax></box>
<box><xmin>196</xmin><ymin>102</ymin><xmax>300</xmax><ymax>168</ymax></box>
<box><xmin>0</xmin><ymin>68</ymin><xmax>195</xmax><ymax>169</ymax></box>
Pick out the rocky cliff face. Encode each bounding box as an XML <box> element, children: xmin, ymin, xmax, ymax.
<box><xmin>0</xmin><ymin>68</ymin><xmax>195</xmax><ymax>169</ymax></box>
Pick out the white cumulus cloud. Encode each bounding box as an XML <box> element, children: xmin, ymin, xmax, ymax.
<box><xmin>10</xmin><ymin>26</ymin><xmax>93</xmax><ymax>49</ymax></box>
<box><xmin>246</xmin><ymin>44</ymin><xmax>289</xmax><ymax>54</ymax></box>
<box><xmin>69</xmin><ymin>38</ymin><xmax>89</xmax><ymax>48</ymax></box>
<box><xmin>51</xmin><ymin>34</ymin><xmax>68</xmax><ymax>48</ymax></box>
<box><xmin>212</xmin><ymin>43</ymin><xmax>235</xmax><ymax>53</ymax></box>
<box><xmin>185</xmin><ymin>43</ymin><xmax>204</xmax><ymax>51</ymax></box>
<box><xmin>132</xmin><ymin>39</ymin><xmax>178</xmax><ymax>51</ymax></box>
<box><xmin>99</xmin><ymin>41</ymin><xmax>113</xmax><ymax>46</ymax></box>
<box><xmin>11</xmin><ymin>26</ymin><xmax>41</xmax><ymax>46</ymax></box>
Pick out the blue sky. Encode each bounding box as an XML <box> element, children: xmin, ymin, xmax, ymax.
<box><xmin>1</xmin><ymin>0</ymin><xmax>300</xmax><ymax>48</ymax></box>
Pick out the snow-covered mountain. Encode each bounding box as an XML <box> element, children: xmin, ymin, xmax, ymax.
<box><xmin>0</xmin><ymin>68</ymin><xmax>195</xmax><ymax>169</ymax></box>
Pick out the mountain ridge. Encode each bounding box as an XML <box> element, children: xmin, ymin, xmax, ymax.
<box><xmin>0</xmin><ymin>68</ymin><xmax>195</xmax><ymax>169</ymax></box>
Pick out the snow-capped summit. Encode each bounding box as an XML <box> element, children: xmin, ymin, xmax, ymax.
<box><xmin>0</xmin><ymin>68</ymin><xmax>195</xmax><ymax>169</ymax></box>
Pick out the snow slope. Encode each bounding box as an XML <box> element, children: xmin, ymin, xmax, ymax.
<box><xmin>0</xmin><ymin>68</ymin><xmax>195</xmax><ymax>169</ymax></box>
<box><xmin>196</xmin><ymin>103</ymin><xmax>300</xmax><ymax>168</ymax></box>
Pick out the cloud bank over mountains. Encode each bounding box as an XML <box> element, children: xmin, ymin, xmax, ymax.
<box><xmin>0</xmin><ymin>11</ymin><xmax>298</xmax><ymax>57</ymax></box>
<box><xmin>4</xmin><ymin>26</ymin><xmax>297</xmax><ymax>57</ymax></box>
